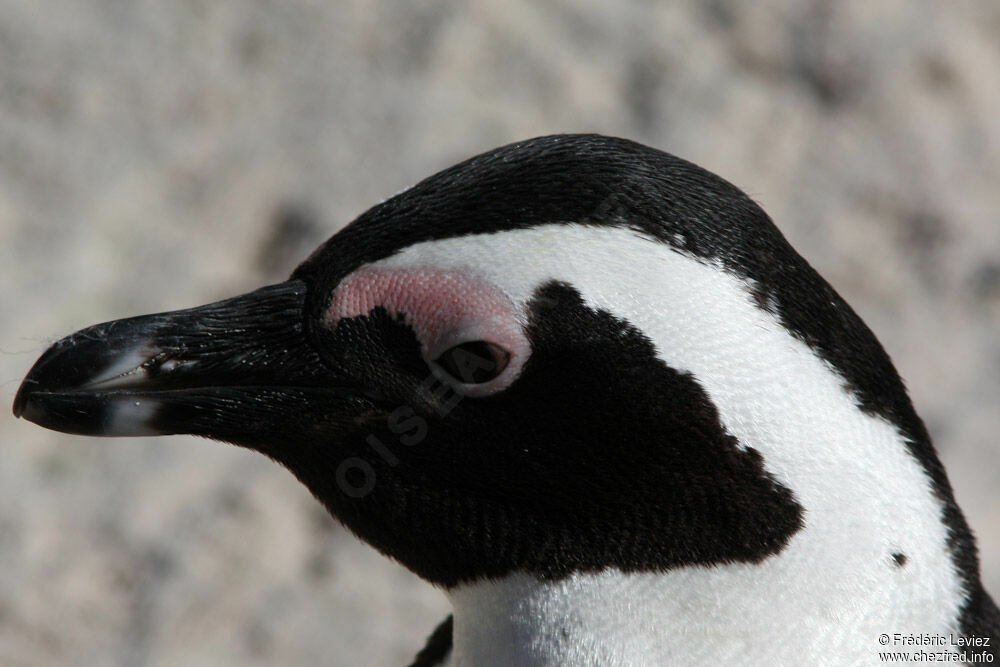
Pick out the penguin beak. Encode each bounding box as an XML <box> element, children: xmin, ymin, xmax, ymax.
<box><xmin>12</xmin><ymin>280</ymin><xmax>361</xmax><ymax>440</ymax></box>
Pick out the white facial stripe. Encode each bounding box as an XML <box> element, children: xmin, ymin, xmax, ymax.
<box><xmin>364</xmin><ymin>224</ymin><xmax>963</xmax><ymax>658</ymax></box>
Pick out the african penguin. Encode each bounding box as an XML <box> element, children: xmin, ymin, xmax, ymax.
<box><xmin>14</xmin><ymin>134</ymin><xmax>999</xmax><ymax>665</ymax></box>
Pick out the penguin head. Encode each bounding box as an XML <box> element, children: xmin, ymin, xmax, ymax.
<box><xmin>15</xmin><ymin>135</ymin><xmax>950</xmax><ymax>590</ymax></box>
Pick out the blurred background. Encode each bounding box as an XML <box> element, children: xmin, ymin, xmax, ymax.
<box><xmin>1</xmin><ymin>1</ymin><xmax>998</xmax><ymax>665</ymax></box>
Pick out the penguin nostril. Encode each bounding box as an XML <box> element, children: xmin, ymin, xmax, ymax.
<box><xmin>132</xmin><ymin>352</ymin><xmax>201</xmax><ymax>383</ymax></box>
<box><xmin>159</xmin><ymin>358</ymin><xmax>184</xmax><ymax>372</ymax></box>
<box><xmin>145</xmin><ymin>354</ymin><xmax>188</xmax><ymax>374</ymax></box>
<box><xmin>141</xmin><ymin>352</ymin><xmax>182</xmax><ymax>376</ymax></box>
<box><xmin>433</xmin><ymin>340</ymin><xmax>510</xmax><ymax>385</ymax></box>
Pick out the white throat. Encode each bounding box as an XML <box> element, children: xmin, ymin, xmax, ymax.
<box><xmin>446</xmin><ymin>563</ymin><xmax>961</xmax><ymax>666</ymax></box>
<box><xmin>447</xmin><ymin>572</ymin><xmax>672</xmax><ymax>666</ymax></box>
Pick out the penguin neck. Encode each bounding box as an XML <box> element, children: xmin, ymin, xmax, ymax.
<box><xmin>445</xmin><ymin>569</ymin><xmax>808</xmax><ymax>665</ymax></box>
<box><xmin>446</xmin><ymin>572</ymin><xmax>664</xmax><ymax>667</ymax></box>
<box><xmin>445</xmin><ymin>557</ymin><xmax>966</xmax><ymax>666</ymax></box>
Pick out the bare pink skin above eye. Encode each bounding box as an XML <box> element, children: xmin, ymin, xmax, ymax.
<box><xmin>327</xmin><ymin>267</ymin><xmax>530</xmax><ymax>385</ymax></box>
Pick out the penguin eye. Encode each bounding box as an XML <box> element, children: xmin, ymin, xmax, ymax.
<box><xmin>432</xmin><ymin>340</ymin><xmax>510</xmax><ymax>385</ymax></box>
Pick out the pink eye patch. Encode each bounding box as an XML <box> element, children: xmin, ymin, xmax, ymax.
<box><xmin>326</xmin><ymin>267</ymin><xmax>530</xmax><ymax>379</ymax></box>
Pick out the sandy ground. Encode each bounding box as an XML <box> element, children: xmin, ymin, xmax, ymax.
<box><xmin>1</xmin><ymin>2</ymin><xmax>998</xmax><ymax>665</ymax></box>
